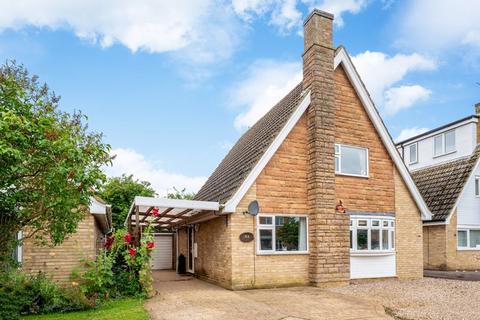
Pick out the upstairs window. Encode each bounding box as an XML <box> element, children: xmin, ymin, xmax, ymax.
<box><xmin>335</xmin><ymin>144</ymin><xmax>368</xmax><ymax>177</ymax></box>
<box><xmin>409</xmin><ymin>143</ymin><xmax>418</xmax><ymax>164</ymax></box>
<box><xmin>475</xmin><ymin>176</ymin><xmax>480</xmax><ymax>197</ymax></box>
<box><xmin>434</xmin><ymin>130</ymin><xmax>456</xmax><ymax>157</ymax></box>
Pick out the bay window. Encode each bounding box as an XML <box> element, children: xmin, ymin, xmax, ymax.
<box><xmin>335</xmin><ymin>144</ymin><xmax>368</xmax><ymax>177</ymax></box>
<box><xmin>350</xmin><ymin>217</ymin><xmax>395</xmax><ymax>253</ymax></box>
<box><xmin>257</xmin><ymin>215</ymin><xmax>308</xmax><ymax>253</ymax></box>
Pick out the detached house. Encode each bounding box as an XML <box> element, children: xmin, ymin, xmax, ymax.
<box><xmin>126</xmin><ymin>9</ymin><xmax>431</xmax><ymax>289</ymax></box>
<box><xmin>397</xmin><ymin>105</ymin><xmax>480</xmax><ymax>270</ymax></box>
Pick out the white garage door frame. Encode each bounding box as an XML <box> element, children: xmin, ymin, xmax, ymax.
<box><xmin>150</xmin><ymin>233</ymin><xmax>174</xmax><ymax>270</ymax></box>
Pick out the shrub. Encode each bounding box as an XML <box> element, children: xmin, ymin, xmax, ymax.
<box><xmin>0</xmin><ymin>270</ymin><xmax>93</xmax><ymax>320</ymax></box>
<box><xmin>73</xmin><ymin>227</ymin><xmax>154</xmax><ymax>300</ymax></box>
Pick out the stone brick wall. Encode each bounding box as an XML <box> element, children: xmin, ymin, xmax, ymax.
<box><xmin>423</xmin><ymin>225</ymin><xmax>447</xmax><ymax>270</ymax></box>
<box><xmin>334</xmin><ymin>66</ymin><xmax>395</xmax><ymax>213</ymax></box>
<box><xmin>303</xmin><ymin>9</ymin><xmax>350</xmax><ymax>288</ymax></box>
<box><xmin>394</xmin><ymin>169</ymin><xmax>424</xmax><ymax>279</ymax></box>
<box><xmin>22</xmin><ymin>214</ymin><xmax>97</xmax><ymax>284</ymax></box>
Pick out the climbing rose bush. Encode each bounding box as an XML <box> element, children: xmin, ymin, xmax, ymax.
<box><xmin>73</xmin><ymin>227</ymin><xmax>154</xmax><ymax>300</ymax></box>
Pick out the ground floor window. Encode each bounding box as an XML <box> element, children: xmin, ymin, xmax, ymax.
<box><xmin>350</xmin><ymin>217</ymin><xmax>395</xmax><ymax>253</ymax></box>
<box><xmin>457</xmin><ymin>229</ymin><xmax>480</xmax><ymax>249</ymax></box>
<box><xmin>257</xmin><ymin>214</ymin><xmax>308</xmax><ymax>254</ymax></box>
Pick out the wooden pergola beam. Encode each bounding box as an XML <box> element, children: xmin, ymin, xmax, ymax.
<box><xmin>152</xmin><ymin>207</ymin><xmax>174</xmax><ymax>223</ymax></box>
<box><xmin>140</xmin><ymin>207</ymin><xmax>153</xmax><ymax>223</ymax></box>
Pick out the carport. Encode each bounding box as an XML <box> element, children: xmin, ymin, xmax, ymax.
<box><xmin>125</xmin><ymin>196</ymin><xmax>221</xmax><ymax>271</ymax></box>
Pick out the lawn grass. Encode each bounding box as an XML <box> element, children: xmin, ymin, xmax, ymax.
<box><xmin>22</xmin><ymin>298</ymin><xmax>149</xmax><ymax>320</ymax></box>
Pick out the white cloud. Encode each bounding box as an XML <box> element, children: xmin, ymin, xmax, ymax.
<box><xmin>400</xmin><ymin>0</ymin><xmax>480</xmax><ymax>51</ymax></box>
<box><xmin>351</xmin><ymin>51</ymin><xmax>436</xmax><ymax>113</ymax></box>
<box><xmin>303</xmin><ymin>0</ymin><xmax>367</xmax><ymax>27</ymax></box>
<box><xmin>396</xmin><ymin>127</ymin><xmax>429</xmax><ymax>142</ymax></box>
<box><xmin>105</xmin><ymin>148</ymin><xmax>206</xmax><ymax>196</ymax></box>
<box><xmin>384</xmin><ymin>85</ymin><xmax>432</xmax><ymax>115</ymax></box>
<box><xmin>232</xmin><ymin>0</ymin><xmax>368</xmax><ymax>32</ymax></box>
<box><xmin>0</xmin><ymin>0</ymin><xmax>240</xmax><ymax>65</ymax></box>
<box><xmin>231</xmin><ymin>60</ymin><xmax>302</xmax><ymax>130</ymax></box>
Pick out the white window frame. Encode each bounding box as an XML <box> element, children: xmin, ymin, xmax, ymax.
<box><xmin>256</xmin><ymin>214</ymin><xmax>309</xmax><ymax>255</ymax></box>
<box><xmin>433</xmin><ymin>130</ymin><xmax>456</xmax><ymax>157</ymax></box>
<box><xmin>408</xmin><ymin>143</ymin><xmax>418</xmax><ymax>164</ymax></box>
<box><xmin>334</xmin><ymin>143</ymin><xmax>369</xmax><ymax>178</ymax></box>
<box><xmin>457</xmin><ymin>228</ymin><xmax>480</xmax><ymax>250</ymax></box>
<box><xmin>475</xmin><ymin>176</ymin><xmax>480</xmax><ymax>197</ymax></box>
<box><xmin>350</xmin><ymin>216</ymin><xmax>395</xmax><ymax>256</ymax></box>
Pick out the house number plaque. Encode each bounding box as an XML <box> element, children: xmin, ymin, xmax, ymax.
<box><xmin>239</xmin><ymin>232</ymin><xmax>254</xmax><ymax>243</ymax></box>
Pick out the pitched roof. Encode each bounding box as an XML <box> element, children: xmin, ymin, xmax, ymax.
<box><xmin>194</xmin><ymin>83</ymin><xmax>304</xmax><ymax>203</ymax></box>
<box><xmin>411</xmin><ymin>146</ymin><xmax>480</xmax><ymax>222</ymax></box>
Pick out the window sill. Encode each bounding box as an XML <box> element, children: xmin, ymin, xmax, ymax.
<box><xmin>350</xmin><ymin>251</ymin><xmax>395</xmax><ymax>257</ymax></box>
<box><xmin>335</xmin><ymin>172</ymin><xmax>369</xmax><ymax>179</ymax></box>
<box><xmin>457</xmin><ymin>247</ymin><xmax>480</xmax><ymax>251</ymax></box>
<box><xmin>433</xmin><ymin>150</ymin><xmax>457</xmax><ymax>159</ymax></box>
<box><xmin>256</xmin><ymin>251</ymin><xmax>309</xmax><ymax>256</ymax></box>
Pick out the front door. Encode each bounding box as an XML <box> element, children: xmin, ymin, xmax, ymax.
<box><xmin>187</xmin><ymin>226</ymin><xmax>194</xmax><ymax>273</ymax></box>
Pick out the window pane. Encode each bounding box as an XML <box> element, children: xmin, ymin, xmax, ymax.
<box><xmin>335</xmin><ymin>156</ymin><xmax>340</xmax><ymax>172</ymax></box>
<box><xmin>458</xmin><ymin>230</ymin><xmax>468</xmax><ymax>247</ymax></box>
<box><xmin>469</xmin><ymin>230</ymin><xmax>480</xmax><ymax>248</ymax></box>
<box><xmin>357</xmin><ymin>229</ymin><xmax>368</xmax><ymax>250</ymax></box>
<box><xmin>259</xmin><ymin>229</ymin><xmax>273</xmax><ymax>250</ymax></box>
<box><xmin>358</xmin><ymin>220</ymin><xmax>367</xmax><ymax>227</ymax></box>
<box><xmin>340</xmin><ymin>146</ymin><xmax>367</xmax><ymax>176</ymax></box>
<box><xmin>445</xmin><ymin>131</ymin><xmax>455</xmax><ymax>153</ymax></box>
<box><xmin>476</xmin><ymin>178</ymin><xmax>479</xmax><ymax>197</ymax></box>
<box><xmin>335</xmin><ymin>144</ymin><xmax>340</xmax><ymax>154</ymax></box>
<box><xmin>391</xmin><ymin>230</ymin><xmax>395</xmax><ymax>249</ymax></box>
<box><xmin>275</xmin><ymin>216</ymin><xmax>307</xmax><ymax>251</ymax></box>
<box><xmin>259</xmin><ymin>217</ymin><xmax>272</xmax><ymax>225</ymax></box>
<box><xmin>434</xmin><ymin>135</ymin><xmax>443</xmax><ymax>156</ymax></box>
<box><xmin>409</xmin><ymin>144</ymin><xmax>417</xmax><ymax>163</ymax></box>
<box><xmin>372</xmin><ymin>220</ymin><xmax>380</xmax><ymax>227</ymax></box>
<box><xmin>350</xmin><ymin>230</ymin><xmax>353</xmax><ymax>249</ymax></box>
<box><xmin>382</xmin><ymin>229</ymin><xmax>389</xmax><ymax>250</ymax></box>
<box><xmin>371</xmin><ymin>229</ymin><xmax>380</xmax><ymax>250</ymax></box>
<box><xmin>383</xmin><ymin>221</ymin><xmax>389</xmax><ymax>227</ymax></box>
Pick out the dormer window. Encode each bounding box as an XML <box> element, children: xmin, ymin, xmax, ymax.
<box><xmin>475</xmin><ymin>176</ymin><xmax>480</xmax><ymax>197</ymax></box>
<box><xmin>433</xmin><ymin>130</ymin><xmax>456</xmax><ymax>157</ymax></box>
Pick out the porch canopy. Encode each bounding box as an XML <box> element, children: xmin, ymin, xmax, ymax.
<box><xmin>125</xmin><ymin>196</ymin><xmax>221</xmax><ymax>231</ymax></box>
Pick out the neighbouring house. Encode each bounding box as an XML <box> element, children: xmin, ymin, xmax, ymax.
<box><xmin>396</xmin><ymin>105</ymin><xmax>480</xmax><ymax>270</ymax></box>
<box><xmin>126</xmin><ymin>9</ymin><xmax>431</xmax><ymax>289</ymax></box>
<box><xmin>17</xmin><ymin>197</ymin><xmax>112</xmax><ymax>284</ymax></box>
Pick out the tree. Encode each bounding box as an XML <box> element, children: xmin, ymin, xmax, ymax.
<box><xmin>166</xmin><ymin>187</ymin><xmax>195</xmax><ymax>200</ymax></box>
<box><xmin>99</xmin><ymin>174</ymin><xmax>156</xmax><ymax>230</ymax></box>
<box><xmin>0</xmin><ymin>61</ymin><xmax>111</xmax><ymax>267</ymax></box>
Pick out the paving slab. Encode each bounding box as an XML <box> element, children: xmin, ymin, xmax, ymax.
<box><xmin>145</xmin><ymin>271</ymin><xmax>392</xmax><ymax>320</ymax></box>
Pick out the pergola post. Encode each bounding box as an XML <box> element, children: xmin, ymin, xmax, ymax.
<box><xmin>135</xmin><ymin>205</ymin><xmax>141</xmax><ymax>245</ymax></box>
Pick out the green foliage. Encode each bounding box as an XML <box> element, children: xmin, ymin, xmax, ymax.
<box><xmin>166</xmin><ymin>186</ymin><xmax>195</xmax><ymax>200</ymax></box>
<box><xmin>22</xmin><ymin>298</ymin><xmax>149</xmax><ymax>320</ymax></box>
<box><xmin>0</xmin><ymin>61</ymin><xmax>111</xmax><ymax>267</ymax></box>
<box><xmin>73</xmin><ymin>227</ymin><xmax>154</xmax><ymax>300</ymax></box>
<box><xmin>99</xmin><ymin>174</ymin><xmax>156</xmax><ymax>230</ymax></box>
<box><xmin>276</xmin><ymin>218</ymin><xmax>300</xmax><ymax>250</ymax></box>
<box><xmin>0</xmin><ymin>270</ymin><xmax>92</xmax><ymax>320</ymax></box>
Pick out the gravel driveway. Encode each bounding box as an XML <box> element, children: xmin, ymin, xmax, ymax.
<box><xmin>330</xmin><ymin>278</ymin><xmax>480</xmax><ymax>320</ymax></box>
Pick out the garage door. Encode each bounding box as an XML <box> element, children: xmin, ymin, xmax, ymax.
<box><xmin>150</xmin><ymin>235</ymin><xmax>173</xmax><ymax>270</ymax></box>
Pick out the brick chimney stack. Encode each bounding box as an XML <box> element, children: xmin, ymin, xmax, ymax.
<box><xmin>476</xmin><ymin>103</ymin><xmax>480</xmax><ymax>144</ymax></box>
<box><xmin>303</xmin><ymin>10</ymin><xmax>350</xmax><ymax>287</ymax></box>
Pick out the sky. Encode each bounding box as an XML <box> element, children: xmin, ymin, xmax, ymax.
<box><xmin>1</xmin><ymin>0</ymin><xmax>479</xmax><ymax>196</ymax></box>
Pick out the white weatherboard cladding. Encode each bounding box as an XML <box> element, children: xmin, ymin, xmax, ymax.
<box><xmin>350</xmin><ymin>254</ymin><xmax>396</xmax><ymax>279</ymax></box>
<box><xmin>457</xmin><ymin>161</ymin><xmax>480</xmax><ymax>226</ymax></box>
<box><xmin>403</xmin><ymin>121</ymin><xmax>477</xmax><ymax>171</ymax></box>
<box><xmin>151</xmin><ymin>235</ymin><xmax>173</xmax><ymax>270</ymax></box>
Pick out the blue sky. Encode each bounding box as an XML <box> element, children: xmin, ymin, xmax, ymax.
<box><xmin>1</xmin><ymin>0</ymin><xmax>479</xmax><ymax>195</ymax></box>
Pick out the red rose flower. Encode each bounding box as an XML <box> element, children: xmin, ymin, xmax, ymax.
<box><xmin>104</xmin><ymin>236</ymin><xmax>114</xmax><ymax>249</ymax></box>
<box><xmin>152</xmin><ymin>207</ymin><xmax>159</xmax><ymax>217</ymax></box>
<box><xmin>123</xmin><ymin>233</ymin><xmax>132</xmax><ymax>244</ymax></box>
<box><xmin>128</xmin><ymin>248</ymin><xmax>137</xmax><ymax>257</ymax></box>
<box><xmin>147</xmin><ymin>241</ymin><xmax>155</xmax><ymax>250</ymax></box>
